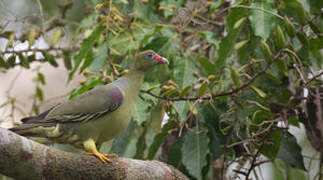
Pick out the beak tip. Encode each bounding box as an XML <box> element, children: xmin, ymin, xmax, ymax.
<box><xmin>162</xmin><ymin>58</ymin><xmax>169</xmax><ymax>64</ymax></box>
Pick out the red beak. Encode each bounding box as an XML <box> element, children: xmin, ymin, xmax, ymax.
<box><xmin>155</xmin><ymin>54</ymin><xmax>169</xmax><ymax>64</ymax></box>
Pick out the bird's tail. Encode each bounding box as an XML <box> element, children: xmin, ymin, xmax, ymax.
<box><xmin>9</xmin><ymin>124</ymin><xmax>41</xmax><ymax>137</ymax></box>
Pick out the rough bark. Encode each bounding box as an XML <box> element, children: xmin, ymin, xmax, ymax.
<box><xmin>0</xmin><ymin>128</ymin><xmax>188</xmax><ymax>180</ymax></box>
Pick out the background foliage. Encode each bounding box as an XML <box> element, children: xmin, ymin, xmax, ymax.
<box><xmin>0</xmin><ymin>0</ymin><xmax>322</xmax><ymax>179</ymax></box>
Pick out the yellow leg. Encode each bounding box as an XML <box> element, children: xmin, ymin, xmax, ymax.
<box><xmin>83</xmin><ymin>138</ymin><xmax>112</xmax><ymax>163</ymax></box>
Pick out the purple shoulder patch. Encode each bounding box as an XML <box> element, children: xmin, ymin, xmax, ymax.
<box><xmin>107</xmin><ymin>87</ymin><xmax>123</xmax><ymax>111</ymax></box>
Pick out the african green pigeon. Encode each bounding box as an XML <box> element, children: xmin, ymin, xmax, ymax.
<box><xmin>10</xmin><ymin>50</ymin><xmax>168</xmax><ymax>163</ymax></box>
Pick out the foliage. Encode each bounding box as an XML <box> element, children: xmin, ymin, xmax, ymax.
<box><xmin>0</xmin><ymin>0</ymin><xmax>322</xmax><ymax>179</ymax></box>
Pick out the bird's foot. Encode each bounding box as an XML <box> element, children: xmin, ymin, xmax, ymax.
<box><xmin>86</xmin><ymin>152</ymin><xmax>112</xmax><ymax>163</ymax></box>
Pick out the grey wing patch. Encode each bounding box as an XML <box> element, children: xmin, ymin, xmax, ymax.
<box><xmin>38</xmin><ymin>86</ymin><xmax>123</xmax><ymax>124</ymax></box>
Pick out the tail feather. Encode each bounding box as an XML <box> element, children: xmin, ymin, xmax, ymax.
<box><xmin>9</xmin><ymin>124</ymin><xmax>39</xmax><ymax>136</ymax></box>
<box><xmin>21</xmin><ymin>107</ymin><xmax>53</xmax><ymax>124</ymax></box>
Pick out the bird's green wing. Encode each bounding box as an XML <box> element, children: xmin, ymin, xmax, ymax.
<box><xmin>22</xmin><ymin>85</ymin><xmax>124</xmax><ymax>124</ymax></box>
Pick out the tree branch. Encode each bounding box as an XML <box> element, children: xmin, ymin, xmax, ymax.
<box><xmin>0</xmin><ymin>128</ymin><xmax>188</xmax><ymax>180</ymax></box>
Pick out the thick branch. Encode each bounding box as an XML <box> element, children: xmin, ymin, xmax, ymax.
<box><xmin>0</xmin><ymin>128</ymin><xmax>188</xmax><ymax>180</ymax></box>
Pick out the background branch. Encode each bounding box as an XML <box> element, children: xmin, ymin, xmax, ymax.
<box><xmin>0</xmin><ymin>127</ymin><xmax>188</xmax><ymax>180</ymax></box>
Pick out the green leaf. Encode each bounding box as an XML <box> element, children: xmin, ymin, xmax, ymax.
<box><xmin>139</xmin><ymin>26</ymin><xmax>163</xmax><ymax>47</ymax></box>
<box><xmin>249</xmin><ymin>0</ymin><xmax>278</xmax><ymax>41</ymax></box>
<box><xmin>88</xmin><ymin>44</ymin><xmax>107</xmax><ymax>72</ymax></box>
<box><xmin>197</xmin><ymin>82</ymin><xmax>208</xmax><ymax>96</ymax></box>
<box><xmin>216</xmin><ymin>7</ymin><xmax>248</xmax><ymax>70</ymax></box>
<box><xmin>18</xmin><ymin>53</ymin><xmax>30</xmax><ymax>69</ymax></box>
<box><xmin>0</xmin><ymin>56</ymin><xmax>9</xmax><ymax>69</ymax></box>
<box><xmin>276</xmin><ymin>132</ymin><xmax>306</xmax><ymax>170</ymax></box>
<box><xmin>199</xmin><ymin>31</ymin><xmax>218</xmax><ymax>46</ymax></box>
<box><xmin>132</xmin><ymin>97</ymin><xmax>150</xmax><ymax>125</ymax></box>
<box><xmin>7</xmin><ymin>55</ymin><xmax>16</xmax><ymax>67</ymax></box>
<box><xmin>261</xmin><ymin>130</ymin><xmax>281</xmax><ymax>159</ymax></box>
<box><xmin>132</xmin><ymin>83</ymin><xmax>155</xmax><ymax>124</ymax></box>
<box><xmin>36</xmin><ymin>87</ymin><xmax>44</xmax><ymax>101</ymax></box>
<box><xmin>69</xmin><ymin>78</ymin><xmax>102</xmax><ymax>99</ymax></box>
<box><xmin>173</xmin><ymin>57</ymin><xmax>198</xmax><ymax>123</ymax></box>
<box><xmin>149</xmin><ymin>101</ymin><xmax>166</xmax><ymax>134</ymax></box>
<box><xmin>275</xmin><ymin>58</ymin><xmax>288</xmax><ymax>77</ymax></box>
<box><xmin>180</xmin><ymin>85</ymin><xmax>192</xmax><ymax>97</ymax></box>
<box><xmin>38</xmin><ymin>72</ymin><xmax>46</xmax><ymax>85</ymax></box>
<box><xmin>182</xmin><ymin>129</ymin><xmax>209</xmax><ymax>180</ymax></box>
<box><xmin>63</xmin><ymin>50</ymin><xmax>72</xmax><ymax>70</ymax></box>
<box><xmin>108</xmin><ymin>120</ymin><xmax>137</xmax><ymax>156</ymax></box>
<box><xmin>28</xmin><ymin>29</ymin><xmax>37</xmax><ymax>47</ymax></box>
<box><xmin>142</xmin><ymin>36</ymin><xmax>169</xmax><ymax>53</ymax></box>
<box><xmin>51</xmin><ymin>28</ymin><xmax>63</xmax><ymax>47</ymax></box>
<box><xmin>69</xmin><ymin>22</ymin><xmax>105</xmax><ymax>81</ymax></box>
<box><xmin>250</xmin><ymin>85</ymin><xmax>267</xmax><ymax>98</ymax></box>
<box><xmin>197</xmin><ymin>57</ymin><xmax>216</xmax><ymax>75</ymax></box>
<box><xmin>42</xmin><ymin>51</ymin><xmax>58</xmax><ymax>67</ymax></box>
<box><xmin>230</xmin><ymin>67</ymin><xmax>241</xmax><ymax>87</ymax></box>
<box><xmin>147</xmin><ymin>120</ymin><xmax>175</xmax><ymax>160</ymax></box>
<box><xmin>167</xmin><ymin>137</ymin><xmax>184</xmax><ymax>167</ymax></box>
<box><xmin>134</xmin><ymin>125</ymin><xmax>148</xmax><ymax>159</ymax></box>
<box><xmin>80</xmin><ymin>50</ymin><xmax>93</xmax><ymax>73</ymax></box>
<box><xmin>281</xmin><ymin>0</ymin><xmax>307</xmax><ymax>25</ymax></box>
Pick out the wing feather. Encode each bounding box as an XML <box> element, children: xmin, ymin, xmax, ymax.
<box><xmin>22</xmin><ymin>84</ymin><xmax>123</xmax><ymax>124</ymax></box>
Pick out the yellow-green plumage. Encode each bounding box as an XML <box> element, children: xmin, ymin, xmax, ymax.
<box><xmin>10</xmin><ymin>50</ymin><xmax>168</xmax><ymax>162</ymax></box>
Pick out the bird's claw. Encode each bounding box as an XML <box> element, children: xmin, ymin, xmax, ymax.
<box><xmin>86</xmin><ymin>152</ymin><xmax>112</xmax><ymax>163</ymax></box>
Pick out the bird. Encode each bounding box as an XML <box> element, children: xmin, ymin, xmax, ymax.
<box><xmin>10</xmin><ymin>50</ymin><xmax>169</xmax><ymax>163</ymax></box>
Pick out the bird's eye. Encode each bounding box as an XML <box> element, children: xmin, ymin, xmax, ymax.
<box><xmin>146</xmin><ymin>53</ymin><xmax>154</xmax><ymax>59</ymax></box>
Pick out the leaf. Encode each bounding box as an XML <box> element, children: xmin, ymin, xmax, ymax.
<box><xmin>198</xmin><ymin>31</ymin><xmax>218</xmax><ymax>46</ymax></box>
<box><xmin>173</xmin><ymin>57</ymin><xmax>198</xmax><ymax>123</ymax></box>
<box><xmin>79</xmin><ymin>50</ymin><xmax>93</xmax><ymax>73</ymax></box>
<box><xmin>132</xmin><ymin>83</ymin><xmax>155</xmax><ymax>124</ymax></box>
<box><xmin>18</xmin><ymin>53</ymin><xmax>30</xmax><ymax>69</ymax></box>
<box><xmin>42</xmin><ymin>51</ymin><xmax>58</xmax><ymax>67</ymax></box>
<box><xmin>261</xmin><ymin>130</ymin><xmax>281</xmax><ymax>159</ymax></box>
<box><xmin>147</xmin><ymin>120</ymin><xmax>175</xmax><ymax>160</ymax></box>
<box><xmin>7</xmin><ymin>55</ymin><xmax>16</xmax><ymax>67</ymax></box>
<box><xmin>167</xmin><ymin>137</ymin><xmax>184</xmax><ymax>167</ymax></box>
<box><xmin>234</xmin><ymin>40</ymin><xmax>248</xmax><ymax>50</ymax></box>
<box><xmin>108</xmin><ymin>120</ymin><xmax>137</xmax><ymax>156</ymax></box>
<box><xmin>230</xmin><ymin>67</ymin><xmax>241</xmax><ymax>87</ymax></box>
<box><xmin>179</xmin><ymin>85</ymin><xmax>192</xmax><ymax>97</ymax></box>
<box><xmin>197</xmin><ymin>82</ymin><xmax>208</xmax><ymax>96</ymax></box>
<box><xmin>88</xmin><ymin>44</ymin><xmax>107</xmax><ymax>72</ymax></box>
<box><xmin>28</xmin><ymin>29</ymin><xmax>37</xmax><ymax>47</ymax></box>
<box><xmin>0</xmin><ymin>56</ymin><xmax>9</xmax><ymax>69</ymax></box>
<box><xmin>142</xmin><ymin>36</ymin><xmax>169</xmax><ymax>53</ymax></box>
<box><xmin>182</xmin><ymin>129</ymin><xmax>209</xmax><ymax>180</ymax></box>
<box><xmin>275</xmin><ymin>58</ymin><xmax>288</xmax><ymax>77</ymax></box>
<box><xmin>69</xmin><ymin>22</ymin><xmax>105</xmax><ymax>81</ymax></box>
<box><xmin>36</xmin><ymin>87</ymin><xmax>44</xmax><ymax>101</ymax></box>
<box><xmin>197</xmin><ymin>57</ymin><xmax>216</xmax><ymax>75</ymax></box>
<box><xmin>281</xmin><ymin>0</ymin><xmax>307</xmax><ymax>25</ymax></box>
<box><xmin>138</xmin><ymin>26</ymin><xmax>163</xmax><ymax>47</ymax></box>
<box><xmin>63</xmin><ymin>50</ymin><xmax>72</xmax><ymax>70</ymax></box>
<box><xmin>38</xmin><ymin>72</ymin><xmax>46</xmax><ymax>85</ymax></box>
<box><xmin>276</xmin><ymin>132</ymin><xmax>306</xmax><ymax>170</ymax></box>
<box><xmin>51</xmin><ymin>28</ymin><xmax>63</xmax><ymax>46</ymax></box>
<box><xmin>149</xmin><ymin>101</ymin><xmax>166</xmax><ymax>134</ymax></box>
<box><xmin>250</xmin><ymin>85</ymin><xmax>267</xmax><ymax>98</ymax></box>
<box><xmin>249</xmin><ymin>0</ymin><xmax>278</xmax><ymax>40</ymax></box>
<box><xmin>216</xmin><ymin>7</ymin><xmax>248</xmax><ymax>70</ymax></box>
<box><xmin>132</xmin><ymin>96</ymin><xmax>150</xmax><ymax>125</ymax></box>
<box><xmin>134</xmin><ymin>125</ymin><xmax>148</xmax><ymax>159</ymax></box>
<box><xmin>233</xmin><ymin>17</ymin><xmax>247</xmax><ymax>29</ymax></box>
<box><xmin>69</xmin><ymin>78</ymin><xmax>102</xmax><ymax>99</ymax></box>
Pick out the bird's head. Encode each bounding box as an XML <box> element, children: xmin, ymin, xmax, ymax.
<box><xmin>133</xmin><ymin>50</ymin><xmax>169</xmax><ymax>71</ymax></box>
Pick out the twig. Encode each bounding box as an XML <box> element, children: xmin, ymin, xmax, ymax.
<box><xmin>304</xmin><ymin>71</ymin><xmax>323</xmax><ymax>87</ymax></box>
